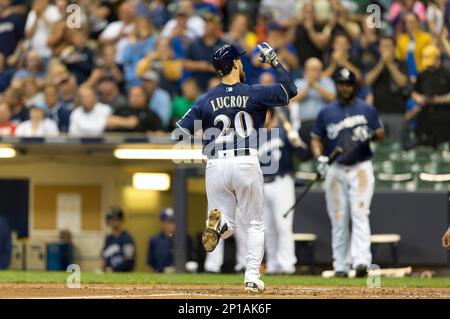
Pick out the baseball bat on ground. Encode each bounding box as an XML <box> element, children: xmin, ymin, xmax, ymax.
<box><xmin>283</xmin><ymin>147</ymin><xmax>343</xmax><ymax>218</ymax></box>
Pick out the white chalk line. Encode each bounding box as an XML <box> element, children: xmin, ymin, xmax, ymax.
<box><xmin>8</xmin><ymin>292</ymin><xmax>225</xmax><ymax>299</ymax></box>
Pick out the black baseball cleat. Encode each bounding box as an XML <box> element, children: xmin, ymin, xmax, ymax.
<box><xmin>355</xmin><ymin>264</ymin><xmax>368</xmax><ymax>278</ymax></box>
<box><xmin>334</xmin><ymin>271</ymin><xmax>349</xmax><ymax>278</ymax></box>
<box><xmin>202</xmin><ymin>209</ymin><xmax>227</xmax><ymax>252</ymax></box>
<box><xmin>244</xmin><ymin>281</ymin><xmax>265</xmax><ymax>293</ymax></box>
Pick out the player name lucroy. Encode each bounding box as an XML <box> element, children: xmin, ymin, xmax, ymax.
<box><xmin>210</xmin><ymin>95</ymin><xmax>249</xmax><ymax>112</ymax></box>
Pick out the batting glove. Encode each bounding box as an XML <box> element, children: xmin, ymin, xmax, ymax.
<box><xmin>315</xmin><ymin>155</ymin><xmax>329</xmax><ymax>177</ymax></box>
<box><xmin>287</xmin><ymin>130</ymin><xmax>307</xmax><ymax>149</ymax></box>
<box><xmin>257</xmin><ymin>42</ymin><xmax>280</xmax><ymax>68</ymax></box>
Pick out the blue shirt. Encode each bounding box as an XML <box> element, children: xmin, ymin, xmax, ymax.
<box><xmin>0</xmin><ymin>14</ymin><xmax>24</xmax><ymax>57</ymax></box>
<box><xmin>102</xmin><ymin>231</ymin><xmax>135</xmax><ymax>272</ymax></box>
<box><xmin>294</xmin><ymin>77</ymin><xmax>336</xmax><ymax>121</ymax></box>
<box><xmin>176</xmin><ymin>81</ymin><xmax>291</xmax><ymax>158</ymax></box>
<box><xmin>47</xmin><ymin>103</ymin><xmax>72</xmax><ymax>132</ymax></box>
<box><xmin>0</xmin><ymin>216</ymin><xmax>11</xmax><ymax>270</ymax></box>
<box><xmin>312</xmin><ymin>98</ymin><xmax>382</xmax><ymax>165</ymax></box>
<box><xmin>149</xmin><ymin>87</ymin><xmax>171</xmax><ymax>129</ymax></box>
<box><xmin>147</xmin><ymin>233</ymin><xmax>192</xmax><ymax>273</ymax></box>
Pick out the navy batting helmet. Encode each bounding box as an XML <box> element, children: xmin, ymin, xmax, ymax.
<box><xmin>334</xmin><ymin>67</ymin><xmax>357</xmax><ymax>85</ymax></box>
<box><xmin>211</xmin><ymin>44</ymin><xmax>245</xmax><ymax>77</ymax></box>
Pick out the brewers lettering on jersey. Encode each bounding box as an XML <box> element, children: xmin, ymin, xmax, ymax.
<box><xmin>175</xmin><ymin>43</ymin><xmax>298</xmax><ymax>292</ymax></box>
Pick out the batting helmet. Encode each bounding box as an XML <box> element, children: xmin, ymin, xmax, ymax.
<box><xmin>334</xmin><ymin>67</ymin><xmax>357</xmax><ymax>85</ymax></box>
<box><xmin>211</xmin><ymin>44</ymin><xmax>245</xmax><ymax>77</ymax></box>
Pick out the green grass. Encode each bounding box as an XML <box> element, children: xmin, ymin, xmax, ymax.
<box><xmin>0</xmin><ymin>271</ymin><xmax>449</xmax><ymax>288</ymax></box>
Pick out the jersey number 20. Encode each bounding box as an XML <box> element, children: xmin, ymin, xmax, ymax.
<box><xmin>214</xmin><ymin>111</ymin><xmax>254</xmax><ymax>144</ymax></box>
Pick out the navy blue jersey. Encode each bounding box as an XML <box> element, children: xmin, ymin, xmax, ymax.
<box><xmin>176</xmin><ymin>65</ymin><xmax>297</xmax><ymax>158</ymax></box>
<box><xmin>312</xmin><ymin>98</ymin><xmax>382</xmax><ymax>165</ymax></box>
<box><xmin>147</xmin><ymin>233</ymin><xmax>193</xmax><ymax>273</ymax></box>
<box><xmin>259</xmin><ymin>125</ymin><xmax>302</xmax><ymax>177</ymax></box>
<box><xmin>102</xmin><ymin>231</ymin><xmax>135</xmax><ymax>272</ymax></box>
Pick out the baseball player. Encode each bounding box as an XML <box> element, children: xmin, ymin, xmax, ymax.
<box><xmin>443</xmin><ymin>226</ymin><xmax>450</xmax><ymax>249</ymax></box>
<box><xmin>101</xmin><ymin>207</ymin><xmax>136</xmax><ymax>272</ymax></box>
<box><xmin>260</xmin><ymin>108</ymin><xmax>306</xmax><ymax>274</ymax></box>
<box><xmin>176</xmin><ymin>43</ymin><xmax>298</xmax><ymax>292</ymax></box>
<box><xmin>310</xmin><ymin>68</ymin><xmax>384</xmax><ymax>278</ymax></box>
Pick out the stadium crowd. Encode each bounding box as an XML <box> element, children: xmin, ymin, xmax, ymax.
<box><xmin>0</xmin><ymin>0</ymin><xmax>449</xmax><ymax>148</ymax></box>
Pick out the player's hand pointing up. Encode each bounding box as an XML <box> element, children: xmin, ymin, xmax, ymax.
<box><xmin>257</xmin><ymin>42</ymin><xmax>280</xmax><ymax>68</ymax></box>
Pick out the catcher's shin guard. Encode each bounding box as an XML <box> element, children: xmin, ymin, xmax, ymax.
<box><xmin>202</xmin><ymin>209</ymin><xmax>227</xmax><ymax>253</ymax></box>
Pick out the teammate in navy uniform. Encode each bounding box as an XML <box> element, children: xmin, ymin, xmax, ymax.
<box><xmin>175</xmin><ymin>43</ymin><xmax>297</xmax><ymax>292</ymax></box>
<box><xmin>101</xmin><ymin>207</ymin><xmax>136</xmax><ymax>272</ymax></box>
<box><xmin>311</xmin><ymin>68</ymin><xmax>384</xmax><ymax>278</ymax></box>
<box><xmin>259</xmin><ymin>109</ymin><xmax>307</xmax><ymax>274</ymax></box>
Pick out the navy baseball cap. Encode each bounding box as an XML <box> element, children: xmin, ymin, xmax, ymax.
<box><xmin>211</xmin><ymin>44</ymin><xmax>245</xmax><ymax>77</ymax></box>
<box><xmin>159</xmin><ymin>208</ymin><xmax>174</xmax><ymax>222</ymax></box>
<box><xmin>106</xmin><ymin>207</ymin><xmax>124</xmax><ymax>221</ymax></box>
<box><xmin>334</xmin><ymin>68</ymin><xmax>356</xmax><ymax>85</ymax></box>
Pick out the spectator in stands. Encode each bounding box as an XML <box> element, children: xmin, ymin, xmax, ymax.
<box><xmin>184</xmin><ymin>11</ymin><xmax>225</xmax><ymax>91</ymax></box>
<box><xmin>0</xmin><ymin>102</ymin><xmax>16</xmax><ymax>136</ymax></box>
<box><xmin>395</xmin><ymin>12</ymin><xmax>432</xmax><ymax>77</ymax></box>
<box><xmin>147</xmin><ymin>208</ymin><xmax>193</xmax><ymax>273</ymax></box>
<box><xmin>427</xmin><ymin>0</ymin><xmax>447</xmax><ymax>38</ymax></box>
<box><xmin>122</xmin><ymin>16</ymin><xmax>157</xmax><ymax>90</ymax></box>
<box><xmin>136</xmin><ymin>37</ymin><xmax>184</xmax><ymax>97</ymax></box>
<box><xmin>96</xmin><ymin>76</ymin><xmax>127</xmax><ymax>111</ymax></box>
<box><xmin>47</xmin><ymin>0</ymin><xmax>76</xmax><ymax>58</ymax></box>
<box><xmin>251</xmin><ymin>21</ymin><xmax>298</xmax><ymax>81</ymax></box>
<box><xmin>171</xmin><ymin>78</ymin><xmax>200</xmax><ymax>128</ymax></box>
<box><xmin>322</xmin><ymin>1</ymin><xmax>361</xmax><ymax>42</ymax></box>
<box><xmin>365</xmin><ymin>36</ymin><xmax>409</xmax><ymax>140</ymax></box>
<box><xmin>60</xmin><ymin>29</ymin><xmax>95</xmax><ymax>85</ymax></box>
<box><xmin>2</xmin><ymin>87</ymin><xmax>28</xmax><ymax>123</ymax></box>
<box><xmin>411</xmin><ymin>44</ymin><xmax>450</xmax><ymax>146</ymax></box>
<box><xmin>23</xmin><ymin>77</ymin><xmax>44</xmax><ymax>107</ymax></box>
<box><xmin>0</xmin><ymin>54</ymin><xmax>11</xmax><ymax>93</ymax></box>
<box><xmin>389</xmin><ymin>0</ymin><xmax>427</xmax><ymax>33</ymax></box>
<box><xmin>290</xmin><ymin>58</ymin><xmax>335</xmax><ymax>156</ymax></box>
<box><xmin>43</xmin><ymin>85</ymin><xmax>71</xmax><ymax>133</ymax></box>
<box><xmin>99</xmin><ymin>0</ymin><xmax>136</xmax><ymax>66</ymax></box>
<box><xmin>352</xmin><ymin>14</ymin><xmax>380</xmax><ymax>73</ymax></box>
<box><xmin>55</xmin><ymin>74</ymin><xmax>77</xmax><ymax>110</ymax></box>
<box><xmin>323</xmin><ymin>32</ymin><xmax>362</xmax><ymax>81</ymax></box>
<box><xmin>105</xmin><ymin>86</ymin><xmax>163</xmax><ymax>133</ymax></box>
<box><xmin>161</xmin><ymin>0</ymin><xmax>205</xmax><ymax>41</ymax></box>
<box><xmin>12</xmin><ymin>51</ymin><xmax>46</xmax><ymax>87</ymax></box>
<box><xmin>292</xmin><ymin>2</ymin><xmax>327</xmax><ymax>68</ymax></box>
<box><xmin>85</xmin><ymin>44</ymin><xmax>124</xmax><ymax>88</ymax></box>
<box><xmin>140</xmin><ymin>70</ymin><xmax>171</xmax><ymax>130</ymax></box>
<box><xmin>101</xmin><ymin>207</ymin><xmax>135</xmax><ymax>273</ymax></box>
<box><xmin>15</xmin><ymin>103</ymin><xmax>59</xmax><ymax>137</ymax></box>
<box><xmin>87</xmin><ymin>0</ymin><xmax>117</xmax><ymax>39</ymax></box>
<box><xmin>0</xmin><ymin>0</ymin><xmax>25</xmax><ymax>59</ymax></box>
<box><xmin>0</xmin><ymin>215</ymin><xmax>11</xmax><ymax>270</ymax></box>
<box><xmin>69</xmin><ymin>85</ymin><xmax>111</xmax><ymax>136</ymax></box>
<box><xmin>223</xmin><ymin>13</ymin><xmax>257</xmax><ymax>57</ymax></box>
<box><xmin>135</xmin><ymin>0</ymin><xmax>170</xmax><ymax>31</ymax></box>
<box><xmin>259</xmin><ymin>0</ymin><xmax>298</xmax><ymax>25</ymax></box>
<box><xmin>24</xmin><ymin>0</ymin><xmax>62</xmax><ymax>60</ymax></box>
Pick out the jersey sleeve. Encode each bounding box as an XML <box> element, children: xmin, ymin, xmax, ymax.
<box><xmin>311</xmin><ymin>109</ymin><xmax>326</xmax><ymax>139</ymax></box>
<box><xmin>249</xmin><ymin>84</ymin><xmax>290</xmax><ymax>108</ymax></box>
<box><xmin>367</xmin><ymin>106</ymin><xmax>383</xmax><ymax>131</ymax></box>
<box><xmin>175</xmin><ymin>103</ymin><xmax>202</xmax><ymax>135</ymax></box>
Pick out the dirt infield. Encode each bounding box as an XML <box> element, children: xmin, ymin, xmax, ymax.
<box><xmin>1</xmin><ymin>283</ymin><xmax>449</xmax><ymax>299</ymax></box>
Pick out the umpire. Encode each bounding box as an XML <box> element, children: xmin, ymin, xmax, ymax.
<box><xmin>310</xmin><ymin>68</ymin><xmax>384</xmax><ymax>278</ymax></box>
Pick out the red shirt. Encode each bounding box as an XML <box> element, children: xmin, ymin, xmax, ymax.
<box><xmin>0</xmin><ymin>122</ymin><xmax>17</xmax><ymax>136</ymax></box>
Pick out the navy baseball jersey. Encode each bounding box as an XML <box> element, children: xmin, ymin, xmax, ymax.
<box><xmin>312</xmin><ymin>98</ymin><xmax>382</xmax><ymax>165</ymax></box>
<box><xmin>102</xmin><ymin>231</ymin><xmax>136</xmax><ymax>272</ymax></box>
<box><xmin>259</xmin><ymin>125</ymin><xmax>304</xmax><ymax>177</ymax></box>
<box><xmin>177</xmin><ymin>82</ymin><xmax>291</xmax><ymax>157</ymax></box>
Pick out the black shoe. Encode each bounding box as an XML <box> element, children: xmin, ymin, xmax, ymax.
<box><xmin>202</xmin><ymin>209</ymin><xmax>227</xmax><ymax>252</ymax></box>
<box><xmin>355</xmin><ymin>264</ymin><xmax>368</xmax><ymax>278</ymax></box>
<box><xmin>334</xmin><ymin>271</ymin><xmax>348</xmax><ymax>278</ymax></box>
